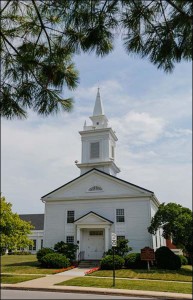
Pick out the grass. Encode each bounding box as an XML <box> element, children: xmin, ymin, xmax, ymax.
<box><xmin>1</xmin><ymin>254</ymin><xmax>62</xmax><ymax>274</ymax></box>
<box><xmin>1</xmin><ymin>274</ymin><xmax>44</xmax><ymax>284</ymax></box>
<box><xmin>87</xmin><ymin>265</ymin><xmax>192</xmax><ymax>282</ymax></box>
<box><xmin>56</xmin><ymin>277</ymin><xmax>192</xmax><ymax>294</ymax></box>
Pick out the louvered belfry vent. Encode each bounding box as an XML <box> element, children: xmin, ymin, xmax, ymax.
<box><xmin>90</xmin><ymin>142</ymin><xmax>99</xmax><ymax>158</ymax></box>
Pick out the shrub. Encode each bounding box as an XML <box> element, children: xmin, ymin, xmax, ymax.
<box><xmin>178</xmin><ymin>255</ymin><xmax>188</xmax><ymax>265</ymax></box>
<box><xmin>155</xmin><ymin>246</ymin><xmax>181</xmax><ymax>270</ymax></box>
<box><xmin>12</xmin><ymin>251</ymin><xmax>31</xmax><ymax>255</ymax></box>
<box><xmin>36</xmin><ymin>247</ymin><xmax>54</xmax><ymax>262</ymax></box>
<box><xmin>124</xmin><ymin>253</ymin><xmax>147</xmax><ymax>269</ymax></box>
<box><xmin>105</xmin><ymin>238</ymin><xmax>132</xmax><ymax>257</ymax></box>
<box><xmin>100</xmin><ymin>255</ymin><xmax>124</xmax><ymax>270</ymax></box>
<box><xmin>40</xmin><ymin>253</ymin><xmax>70</xmax><ymax>268</ymax></box>
<box><xmin>54</xmin><ymin>241</ymin><xmax>79</xmax><ymax>262</ymax></box>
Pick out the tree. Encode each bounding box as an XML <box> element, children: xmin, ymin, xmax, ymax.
<box><xmin>1</xmin><ymin>1</ymin><xmax>192</xmax><ymax>119</ymax></box>
<box><xmin>105</xmin><ymin>238</ymin><xmax>132</xmax><ymax>257</ymax></box>
<box><xmin>148</xmin><ymin>202</ymin><xmax>193</xmax><ymax>254</ymax></box>
<box><xmin>0</xmin><ymin>196</ymin><xmax>34</xmax><ymax>254</ymax></box>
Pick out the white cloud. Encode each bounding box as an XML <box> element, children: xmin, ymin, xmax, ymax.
<box><xmin>111</xmin><ymin>111</ymin><xmax>165</xmax><ymax>145</ymax></box>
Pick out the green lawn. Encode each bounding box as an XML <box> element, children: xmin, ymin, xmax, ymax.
<box><xmin>56</xmin><ymin>277</ymin><xmax>192</xmax><ymax>294</ymax></box>
<box><xmin>88</xmin><ymin>265</ymin><xmax>192</xmax><ymax>282</ymax></box>
<box><xmin>1</xmin><ymin>254</ymin><xmax>60</xmax><ymax>274</ymax></box>
<box><xmin>1</xmin><ymin>274</ymin><xmax>44</xmax><ymax>284</ymax></box>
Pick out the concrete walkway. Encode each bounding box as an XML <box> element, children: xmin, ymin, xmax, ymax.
<box><xmin>2</xmin><ymin>267</ymin><xmax>192</xmax><ymax>299</ymax></box>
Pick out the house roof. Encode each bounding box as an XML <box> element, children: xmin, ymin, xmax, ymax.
<box><xmin>74</xmin><ymin>211</ymin><xmax>114</xmax><ymax>224</ymax></box>
<box><xmin>19</xmin><ymin>214</ymin><xmax>44</xmax><ymax>230</ymax></box>
<box><xmin>41</xmin><ymin>168</ymin><xmax>154</xmax><ymax>199</ymax></box>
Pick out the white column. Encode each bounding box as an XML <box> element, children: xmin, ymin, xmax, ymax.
<box><xmin>104</xmin><ymin>227</ymin><xmax>109</xmax><ymax>252</ymax></box>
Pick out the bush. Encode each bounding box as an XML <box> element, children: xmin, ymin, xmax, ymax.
<box><xmin>124</xmin><ymin>253</ymin><xmax>147</xmax><ymax>269</ymax></box>
<box><xmin>105</xmin><ymin>238</ymin><xmax>132</xmax><ymax>257</ymax></box>
<box><xmin>40</xmin><ymin>253</ymin><xmax>70</xmax><ymax>268</ymax></box>
<box><xmin>36</xmin><ymin>247</ymin><xmax>54</xmax><ymax>262</ymax></box>
<box><xmin>178</xmin><ymin>255</ymin><xmax>188</xmax><ymax>265</ymax></box>
<box><xmin>11</xmin><ymin>251</ymin><xmax>31</xmax><ymax>255</ymax></box>
<box><xmin>54</xmin><ymin>241</ymin><xmax>79</xmax><ymax>262</ymax></box>
<box><xmin>155</xmin><ymin>246</ymin><xmax>181</xmax><ymax>270</ymax></box>
<box><xmin>100</xmin><ymin>255</ymin><xmax>124</xmax><ymax>270</ymax></box>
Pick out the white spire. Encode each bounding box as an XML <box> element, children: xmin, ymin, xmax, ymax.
<box><xmin>93</xmin><ymin>88</ymin><xmax>104</xmax><ymax>116</ymax></box>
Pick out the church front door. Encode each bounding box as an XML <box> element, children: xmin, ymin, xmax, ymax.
<box><xmin>83</xmin><ymin>229</ymin><xmax>105</xmax><ymax>260</ymax></box>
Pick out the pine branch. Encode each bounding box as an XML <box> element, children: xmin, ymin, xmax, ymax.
<box><xmin>165</xmin><ymin>0</ymin><xmax>192</xmax><ymax>21</ymax></box>
<box><xmin>0</xmin><ymin>0</ymin><xmax>11</xmax><ymax>14</ymax></box>
<box><xmin>31</xmin><ymin>0</ymin><xmax>52</xmax><ymax>55</ymax></box>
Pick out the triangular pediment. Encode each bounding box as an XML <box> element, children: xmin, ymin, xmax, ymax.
<box><xmin>74</xmin><ymin>211</ymin><xmax>113</xmax><ymax>225</ymax></box>
<box><xmin>42</xmin><ymin>169</ymin><xmax>154</xmax><ymax>201</ymax></box>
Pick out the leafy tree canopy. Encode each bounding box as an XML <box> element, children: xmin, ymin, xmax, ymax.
<box><xmin>1</xmin><ymin>0</ymin><xmax>192</xmax><ymax>119</ymax></box>
<box><xmin>148</xmin><ymin>202</ymin><xmax>193</xmax><ymax>253</ymax></box>
<box><xmin>0</xmin><ymin>196</ymin><xmax>34</xmax><ymax>253</ymax></box>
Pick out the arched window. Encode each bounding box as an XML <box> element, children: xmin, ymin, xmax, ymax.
<box><xmin>88</xmin><ymin>186</ymin><xmax>103</xmax><ymax>192</ymax></box>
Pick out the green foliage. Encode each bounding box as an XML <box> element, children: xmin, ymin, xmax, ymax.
<box><xmin>148</xmin><ymin>202</ymin><xmax>193</xmax><ymax>254</ymax></box>
<box><xmin>155</xmin><ymin>246</ymin><xmax>181</xmax><ymax>270</ymax></box>
<box><xmin>178</xmin><ymin>255</ymin><xmax>188</xmax><ymax>266</ymax></box>
<box><xmin>36</xmin><ymin>247</ymin><xmax>55</xmax><ymax>262</ymax></box>
<box><xmin>0</xmin><ymin>196</ymin><xmax>33</xmax><ymax>254</ymax></box>
<box><xmin>8</xmin><ymin>251</ymin><xmax>31</xmax><ymax>255</ymax></box>
<box><xmin>100</xmin><ymin>255</ymin><xmax>125</xmax><ymax>270</ymax></box>
<box><xmin>105</xmin><ymin>238</ymin><xmax>132</xmax><ymax>257</ymax></box>
<box><xmin>124</xmin><ymin>252</ymin><xmax>147</xmax><ymax>269</ymax></box>
<box><xmin>1</xmin><ymin>1</ymin><xmax>192</xmax><ymax>119</ymax></box>
<box><xmin>40</xmin><ymin>253</ymin><xmax>70</xmax><ymax>268</ymax></box>
<box><xmin>54</xmin><ymin>241</ymin><xmax>79</xmax><ymax>262</ymax></box>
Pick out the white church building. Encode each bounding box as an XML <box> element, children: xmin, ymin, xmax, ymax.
<box><xmin>41</xmin><ymin>89</ymin><xmax>166</xmax><ymax>260</ymax></box>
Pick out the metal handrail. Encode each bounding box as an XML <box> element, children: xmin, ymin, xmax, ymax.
<box><xmin>78</xmin><ymin>251</ymin><xmax>85</xmax><ymax>262</ymax></box>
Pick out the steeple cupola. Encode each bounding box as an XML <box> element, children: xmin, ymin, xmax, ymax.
<box><xmin>76</xmin><ymin>89</ymin><xmax>120</xmax><ymax>176</ymax></box>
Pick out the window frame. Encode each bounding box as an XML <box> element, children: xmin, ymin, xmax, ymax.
<box><xmin>117</xmin><ymin>235</ymin><xmax>125</xmax><ymax>241</ymax></box>
<box><xmin>67</xmin><ymin>210</ymin><xmax>75</xmax><ymax>223</ymax></box>
<box><xmin>66</xmin><ymin>236</ymin><xmax>74</xmax><ymax>244</ymax></box>
<box><xmin>116</xmin><ymin>209</ymin><xmax>125</xmax><ymax>223</ymax></box>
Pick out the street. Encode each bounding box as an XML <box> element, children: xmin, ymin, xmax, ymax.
<box><xmin>1</xmin><ymin>289</ymin><xmax>158</xmax><ymax>299</ymax></box>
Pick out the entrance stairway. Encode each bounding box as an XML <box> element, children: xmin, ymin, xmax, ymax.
<box><xmin>78</xmin><ymin>260</ymin><xmax>100</xmax><ymax>268</ymax></box>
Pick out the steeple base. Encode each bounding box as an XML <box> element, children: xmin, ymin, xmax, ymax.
<box><xmin>76</xmin><ymin>161</ymin><xmax>120</xmax><ymax>176</ymax></box>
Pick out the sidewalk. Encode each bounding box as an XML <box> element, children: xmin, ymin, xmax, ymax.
<box><xmin>1</xmin><ymin>267</ymin><xmax>192</xmax><ymax>299</ymax></box>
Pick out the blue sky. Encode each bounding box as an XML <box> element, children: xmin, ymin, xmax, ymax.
<box><xmin>2</xmin><ymin>38</ymin><xmax>192</xmax><ymax>213</ymax></box>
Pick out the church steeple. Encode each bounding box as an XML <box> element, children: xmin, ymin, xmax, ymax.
<box><xmin>76</xmin><ymin>89</ymin><xmax>120</xmax><ymax>176</ymax></box>
<box><xmin>89</xmin><ymin>88</ymin><xmax>108</xmax><ymax>129</ymax></box>
<box><xmin>93</xmin><ymin>88</ymin><xmax>104</xmax><ymax>116</ymax></box>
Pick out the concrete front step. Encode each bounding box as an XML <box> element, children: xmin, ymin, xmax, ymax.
<box><xmin>78</xmin><ymin>260</ymin><xmax>100</xmax><ymax>268</ymax></box>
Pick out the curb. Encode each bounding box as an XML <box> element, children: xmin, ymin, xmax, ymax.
<box><xmin>2</xmin><ymin>285</ymin><xmax>192</xmax><ymax>299</ymax></box>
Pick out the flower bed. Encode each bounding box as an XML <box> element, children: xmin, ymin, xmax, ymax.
<box><xmin>85</xmin><ymin>267</ymin><xmax>100</xmax><ymax>275</ymax></box>
<box><xmin>53</xmin><ymin>265</ymin><xmax>75</xmax><ymax>274</ymax></box>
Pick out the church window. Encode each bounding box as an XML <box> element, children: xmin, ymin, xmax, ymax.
<box><xmin>67</xmin><ymin>210</ymin><xmax>74</xmax><ymax>223</ymax></box>
<box><xmin>90</xmin><ymin>142</ymin><xmax>99</xmax><ymax>158</ymax></box>
<box><xmin>116</xmin><ymin>209</ymin><xmax>125</xmax><ymax>222</ymax></box>
<box><xmin>66</xmin><ymin>236</ymin><xmax>74</xmax><ymax>243</ymax></box>
<box><xmin>41</xmin><ymin>239</ymin><xmax>43</xmax><ymax>249</ymax></box>
<box><xmin>88</xmin><ymin>185</ymin><xmax>103</xmax><ymax>192</ymax></box>
<box><xmin>29</xmin><ymin>239</ymin><xmax>36</xmax><ymax>251</ymax></box>
<box><xmin>89</xmin><ymin>231</ymin><xmax>103</xmax><ymax>236</ymax></box>
<box><xmin>117</xmin><ymin>235</ymin><xmax>125</xmax><ymax>241</ymax></box>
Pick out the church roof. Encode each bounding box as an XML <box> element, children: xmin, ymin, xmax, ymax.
<box><xmin>74</xmin><ymin>211</ymin><xmax>114</xmax><ymax>224</ymax></box>
<box><xmin>19</xmin><ymin>214</ymin><xmax>44</xmax><ymax>230</ymax></box>
<box><xmin>41</xmin><ymin>168</ymin><xmax>154</xmax><ymax>199</ymax></box>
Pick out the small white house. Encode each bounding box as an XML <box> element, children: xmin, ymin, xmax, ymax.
<box><xmin>41</xmin><ymin>90</ymin><xmax>166</xmax><ymax>260</ymax></box>
<box><xmin>19</xmin><ymin>214</ymin><xmax>44</xmax><ymax>254</ymax></box>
